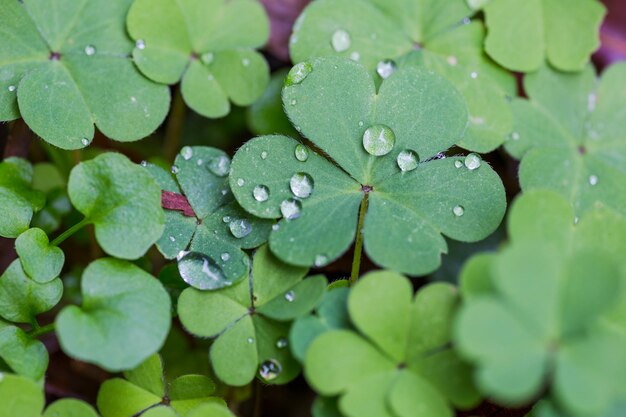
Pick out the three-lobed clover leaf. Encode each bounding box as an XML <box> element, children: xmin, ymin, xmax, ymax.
<box><xmin>97</xmin><ymin>354</ymin><xmax>224</xmax><ymax>417</ymax></box>
<box><xmin>290</xmin><ymin>0</ymin><xmax>516</xmax><ymax>151</ymax></box>
<box><xmin>145</xmin><ymin>146</ymin><xmax>272</xmax><ymax>290</ymax></box>
<box><xmin>477</xmin><ymin>0</ymin><xmax>605</xmax><ymax>72</ymax></box>
<box><xmin>15</xmin><ymin>228</ymin><xmax>64</xmax><ymax>284</ymax></box>
<box><xmin>127</xmin><ymin>0</ymin><xmax>270</xmax><ymax>118</ymax></box>
<box><xmin>0</xmin><ymin>158</ymin><xmax>45</xmax><ymax>238</ymax></box>
<box><xmin>55</xmin><ymin>258</ymin><xmax>172</xmax><ymax>372</ymax></box>
<box><xmin>0</xmin><ymin>319</ymin><xmax>48</xmax><ymax>381</ymax></box>
<box><xmin>505</xmin><ymin>63</ymin><xmax>626</xmax><ymax>217</ymax></box>
<box><xmin>68</xmin><ymin>152</ymin><xmax>165</xmax><ymax>260</ymax></box>
<box><xmin>230</xmin><ymin>58</ymin><xmax>506</xmax><ymax>275</ymax></box>
<box><xmin>304</xmin><ymin>271</ymin><xmax>481</xmax><ymax>417</ymax></box>
<box><xmin>0</xmin><ymin>0</ymin><xmax>170</xmax><ymax>149</ymax></box>
<box><xmin>178</xmin><ymin>245</ymin><xmax>327</xmax><ymax>386</ymax></box>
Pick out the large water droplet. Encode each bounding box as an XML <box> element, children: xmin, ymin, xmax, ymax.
<box><xmin>376</xmin><ymin>60</ymin><xmax>397</xmax><ymax>79</ymax></box>
<box><xmin>229</xmin><ymin>219</ymin><xmax>252</xmax><ymax>238</ymax></box>
<box><xmin>181</xmin><ymin>146</ymin><xmax>193</xmax><ymax>160</ymax></box>
<box><xmin>287</xmin><ymin>62</ymin><xmax>313</xmax><ymax>86</ymax></box>
<box><xmin>276</xmin><ymin>338</ymin><xmax>288</xmax><ymax>349</ymax></box>
<box><xmin>207</xmin><ymin>156</ymin><xmax>230</xmax><ymax>177</ymax></box>
<box><xmin>253</xmin><ymin>185</ymin><xmax>270</xmax><ymax>202</ymax></box>
<box><xmin>259</xmin><ymin>359</ymin><xmax>282</xmax><ymax>381</ymax></box>
<box><xmin>396</xmin><ymin>150</ymin><xmax>419</xmax><ymax>172</ymax></box>
<box><xmin>453</xmin><ymin>205</ymin><xmax>464</xmax><ymax>217</ymax></box>
<box><xmin>362</xmin><ymin>125</ymin><xmax>395</xmax><ymax>156</ymax></box>
<box><xmin>295</xmin><ymin>144</ymin><xmax>309</xmax><ymax>161</ymax></box>
<box><xmin>284</xmin><ymin>290</ymin><xmax>295</xmax><ymax>302</ymax></box>
<box><xmin>280</xmin><ymin>199</ymin><xmax>302</xmax><ymax>220</ymax></box>
<box><xmin>84</xmin><ymin>45</ymin><xmax>96</xmax><ymax>56</ymax></box>
<box><xmin>464</xmin><ymin>153</ymin><xmax>481</xmax><ymax>170</ymax></box>
<box><xmin>178</xmin><ymin>252</ymin><xmax>226</xmax><ymax>290</ymax></box>
<box><xmin>290</xmin><ymin>172</ymin><xmax>314</xmax><ymax>198</ymax></box>
<box><xmin>331</xmin><ymin>29</ymin><xmax>351</xmax><ymax>52</ymax></box>
<box><xmin>589</xmin><ymin>175</ymin><xmax>598</xmax><ymax>186</ymax></box>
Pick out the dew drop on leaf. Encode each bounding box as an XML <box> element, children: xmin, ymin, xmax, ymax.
<box><xmin>276</xmin><ymin>338</ymin><xmax>288</xmax><ymax>349</ymax></box>
<box><xmin>201</xmin><ymin>52</ymin><xmax>214</xmax><ymax>65</ymax></box>
<box><xmin>178</xmin><ymin>252</ymin><xmax>226</xmax><ymax>290</ymax></box>
<box><xmin>171</xmin><ymin>165</ymin><xmax>180</xmax><ymax>174</ymax></box>
<box><xmin>253</xmin><ymin>185</ymin><xmax>270</xmax><ymax>202</ymax></box>
<box><xmin>290</xmin><ymin>173</ymin><xmax>314</xmax><ymax>198</ymax></box>
<box><xmin>470</xmin><ymin>71</ymin><xmax>478</xmax><ymax>79</ymax></box>
<box><xmin>180</xmin><ymin>146</ymin><xmax>193</xmax><ymax>160</ymax></box>
<box><xmin>294</xmin><ymin>144</ymin><xmax>309</xmax><ymax>161</ymax></box>
<box><xmin>280</xmin><ymin>199</ymin><xmax>302</xmax><ymax>220</ymax></box>
<box><xmin>242</xmin><ymin>58</ymin><xmax>250</xmax><ymax>67</ymax></box>
<box><xmin>247</xmin><ymin>337</ymin><xmax>254</xmax><ymax>344</ymax></box>
<box><xmin>222</xmin><ymin>216</ymin><xmax>231</xmax><ymax>223</ymax></box>
<box><xmin>284</xmin><ymin>290</ymin><xmax>295</xmax><ymax>302</ymax></box>
<box><xmin>7</xmin><ymin>85</ymin><xmax>16</xmax><ymax>92</ymax></box>
<box><xmin>135</xmin><ymin>39</ymin><xmax>146</xmax><ymax>50</ymax></box>
<box><xmin>447</xmin><ymin>55</ymin><xmax>458</xmax><ymax>66</ymax></box>
<box><xmin>589</xmin><ymin>175</ymin><xmax>598</xmax><ymax>186</ymax></box>
<box><xmin>376</xmin><ymin>60</ymin><xmax>397</xmax><ymax>79</ymax></box>
<box><xmin>290</xmin><ymin>99</ymin><xmax>297</xmax><ymax>106</ymax></box>
<box><xmin>237</xmin><ymin>178</ymin><xmax>245</xmax><ymax>186</ymax></box>
<box><xmin>260</xmin><ymin>151</ymin><xmax>268</xmax><ymax>160</ymax></box>
<box><xmin>331</xmin><ymin>29</ymin><xmax>351</xmax><ymax>52</ymax></box>
<box><xmin>259</xmin><ymin>359</ymin><xmax>282</xmax><ymax>381</ymax></box>
<box><xmin>207</xmin><ymin>156</ymin><xmax>230</xmax><ymax>177</ymax></box>
<box><xmin>396</xmin><ymin>150</ymin><xmax>419</xmax><ymax>172</ymax></box>
<box><xmin>169</xmin><ymin>236</ymin><xmax>176</xmax><ymax>242</ymax></box>
<box><xmin>81</xmin><ymin>138</ymin><xmax>90</xmax><ymax>146</ymax></box>
<box><xmin>286</xmin><ymin>62</ymin><xmax>313</xmax><ymax>85</ymax></box>
<box><xmin>362</xmin><ymin>125</ymin><xmax>395</xmax><ymax>156</ymax></box>
<box><xmin>314</xmin><ymin>254</ymin><xmax>327</xmax><ymax>267</ymax></box>
<box><xmin>84</xmin><ymin>45</ymin><xmax>96</xmax><ymax>56</ymax></box>
<box><xmin>453</xmin><ymin>205</ymin><xmax>465</xmax><ymax>217</ymax></box>
<box><xmin>349</xmin><ymin>51</ymin><xmax>360</xmax><ymax>61</ymax></box>
<box><xmin>272</xmin><ymin>224</ymin><xmax>280</xmax><ymax>231</ymax></box>
<box><xmin>510</xmin><ymin>132</ymin><xmax>520</xmax><ymax>141</ymax></box>
<box><xmin>464</xmin><ymin>153</ymin><xmax>481</xmax><ymax>170</ymax></box>
<box><xmin>229</xmin><ymin>219</ymin><xmax>252</xmax><ymax>238</ymax></box>
<box><xmin>454</xmin><ymin>160</ymin><xmax>463</xmax><ymax>168</ymax></box>
<box><xmin>140</xmin><ymin>160</ymin><xmax>148</xmax><ymax>167</ymax></box>
<box><xmin>221</xmin><ymin>252</ymin><xmax>230</xmax><ymax>261</ymax></box>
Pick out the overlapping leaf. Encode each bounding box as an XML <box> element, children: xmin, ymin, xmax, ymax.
<box><xmin>505</xmin><ymin>64</ymin><xmax>626</xmax><ymax>217</ymax></box>
<box><xmin>178</xmin><ymin>245</ymin><xmax>327</xmax><ymax>386</ymax></box>
<box><xmin>15</xmin><ymin>228</ymin><xmax>64</xmax><ymax>283</ymax></box>
<box><xmin>290</xmin><ymin>0</ymin><xmax>516</xmax><ymax>151</ymax></box>
<box><xmin>0</xmin><ymin>320</ymin><xmax>48</xmax><ymax>381</ymax></box>
<box><xmin>0</xmin><ymin>0</ymin><xmax>170</xmax><ymax>149</ymax></box>
<box><xmin>230</xmin><ymin>58</ymin><xmax>506</xmax><ymax>275</ymax></box>
<box><xmin>0</xmin><ymin>158</ymin><xmax>45</xmax><ymax>238</ymax></box>
<box><xmin>127</xmin><ymin>0</ymin><xmax>270</xmax><ymax>118</ymax></box>
<box><xmin>304</xmin><ymin>271</ymin><xmax>481</xmax><ymax>417</ymax></box>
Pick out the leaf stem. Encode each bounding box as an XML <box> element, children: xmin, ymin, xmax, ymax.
<box><xmin>51</xmin><ymin>218</ymin><xmax>90</xmax><ymax>246</ymax></box>
<box><xmin>164</xmin><ymin>85</ymin><xmax>186</xmax><ymax>162</ymax></box>
<box><xmin>29</xmin><ymin>323</ymin><xmax>55</xmax><ymax>338</ymax></box>
<box><xmin>350</xmin><ymin>193</ymin><xmax>369</xmax><ymax>285</ymax></box>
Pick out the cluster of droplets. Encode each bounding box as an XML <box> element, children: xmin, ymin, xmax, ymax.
<box><xmin>449</xmin><ymin>153</ymin><xmax>484</xmax><ymax>217</ymax></box>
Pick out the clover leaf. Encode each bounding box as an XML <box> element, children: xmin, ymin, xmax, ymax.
<box><xmin>126</xmin><ymin>0</ymin><xmax>270</xmax><ymax>118</ymax></box>
<box><xmin>42</xmin><ymin>399</ymin><xmax>99</xmax><ymax>417</ymax></box>
<box><xmin>97</xmin><ymin>354</ymin><xmax>224</xmax><ymax>417</ymax></box>
<box><xmin>178</xmin><ymin>245</ymin><xmax>327</xmax><ymax>386</ymax></box>
<box><xmin>479</xmin><ymin>0</ymin><xmax>605</xmax><ymax>72</ymax></box>
<box><xmin>0</xmin><ymin>373</ymin><xmax>44</xmax><ymax>417</ymax></box>
<box><xmin>230</xmin><ymin>58</ymin><xmax>506</xmax><ymax>275</ymax></box>
<box><xmin>247</xmin><ymin>69</ymin><xmax>299</xmax><ymax>137</ymax></box>
<box><xmin>290</xmin><ymin>0</ymin><xmax>516</xmax><ymax>151</ymax></box>
<box><xmin>0</xmin><ymin>320</ymin><xmax>48</xmax><ymax>381</ymax></box>
<box><xmin>505</xmin><ymin>64</ymin><xmax>626</xmax><ymax>217</ymax></box>
<box><xmin>68</xmin><ymin>152</ymin><xmax>165</xmax><ymax>260</ymax></box>
<box><xmin>145</xmin><ymin>147</ymin><xmax>272</xmax><ymax>290</ymax></box>
<box><xmin>304</xmin><ymin>271</ymin><xmax>480</xmax><ymax>417</ymax></box>
<box><xmin>0</xmin><ymin>0</ymin><xmax>170</xmax><ymax>149</ymax></box>
<box><xmin>0</xmin><ymin>158</ymin><xmax>45</xmax><ymax>238</ymax></box>
<box><xmin>55</xmin><ymin>258</ymin><xmax>171</xmax><ymax>371</ymax></box>
<box><xmin>15</xmin><ymin>228</ymin><xmax>64</xmax><ymax>284</ymax></box>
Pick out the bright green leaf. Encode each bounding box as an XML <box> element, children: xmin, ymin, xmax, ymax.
<box><xmin>43</xmin><ymin>399</ymin><xmax>99</xmax><ymax>417</ymax></box>
<box><xmin>15</xmin><ymin>228</ymin><xmax>64</xmax><ymax>283</ymax></box>
<box><xmin>0</xmin><ymin>322</ymin><xmax>48</xmax><ymax>380</ymax></box>
<box><xmin>0</xmin><ymin>373</ymin><xmax>44</xmax><ymax>417</ymax></box>
<box><xmin>0</xmin><ymin>158</ymin><xmax>45</xmax><ymax>238</ymax></box>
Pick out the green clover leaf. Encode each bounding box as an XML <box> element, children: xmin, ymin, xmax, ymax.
<box><xmin>55</xmin><ymin>258</ymin><xmax>171</xmax><ymax>371</ymax></box>
<box><xmin>304</xmin><ymin>271</ymin><xmax>480</xmax><ymax>417</ymax></box>
<box><xmin>126</xmin><ymin>0</ymin><xmax>270</xmax><ymax>118</ymax></box>
<box><xmin>68</xmin><ymin>152</ymin><xmax>165</xmax><ymax>260</ymax></box>
<box><xmin>15</xmin><ymin>228</ymin><xmax>64</xmax><ymax>284</ymax></box>
<box><xmin>145</xmin><ymin>147</ymin><xmax>272</xmax><ymax>290</ymax></box>
<box><xmin>481</xmin><ymin>0</ymin><xmax>605</xmax><ymax>72</ymax></box>
<box><xmin>97</xmin><ymin>354</ymin><xmax>224</xmax><ymax>417</ymax></box>
<box><xmin>0</xmin><ymin>373</ymin><xmax>44</xmax><ymax>417</ymax></box>
<box><xmin>247</xmin><ymin>69</ymin><xmax>299</xmax><ymax>137</ymax></box>
<box><xmin>0</xmin><ymin>158</ymin><xmax>45</xmax><ymax>238</ymax></box>
<box><xmin>0</xmin><ymin>0</ymin><xmax>170</xmax><ymax>149</ymax></box>
<box><xmin>230</xmin><ymin>58</ymin><xmax>506</xmax><ymax>275</ymax></box>
<box><xmin>42</xmin><ymin>399</ymin><xmax>99</xmax><ymax>417</ymax></box>
<box><xmin>178</xmin><ymin>245</ymin><xmax>327</xmax><ymax>386</ymax></box>
<box><xmin>505</xmin><ymin>64</ymin><xmax>626</xmax><ymax>217</ymax></box>
<box><xmin>290</xmin><ymin>0</ymin><xmax>516</xmax><ymax>152</ymax></box>
<box><xmin>0</xmin><ymin>320</ymin><xmax>48</xmax><ymax>381</ymax></box>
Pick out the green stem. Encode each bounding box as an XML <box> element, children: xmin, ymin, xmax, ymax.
<box><xmin>29</xmin><ymin>323</ymin><xmax>55</xmax><ymax>338</ymax></box>
<box><xmin>51</xmin><ymin>218</ymin><xmax>90</xmax><ymax>246</ymax></box>
<box><xmin>350</xmin><ymin>193</ymin><xmax>369</xmax><ymax>285</ymax></box>
<box><xmin>253</xmin><ymin>379</ymin><xmax>262</xmax><ymax>417</ymax></box>
<box><xmin>163</xmin><ymin>86</ymin><xmax>186</xmax><ymax>162</ymax></box>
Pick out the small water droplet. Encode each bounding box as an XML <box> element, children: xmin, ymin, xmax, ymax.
<box><xmin>242</xmin><ymin>58</ymin><xmax>250</xmax><ymax>67</ymax></box>
<box><xmin>178</xmin><ymin>252</ymin><xmax>226</xmax><ymax>290</ymax></box>
<box><xmin>295</xmin><ymin>144</ymin><xmax>309</xmax><ymax>161</ymax></box>
<box><xmin>169</xmin><ymin>236</ymin><xmax>176</xmax><ymax>242</ymax></box>
<box><xmin>171</xmin><ymin>165</ymin><xmax>180</xmax><ymax>174</ymax></box>
<box><xmin>221</xmin><ymin>189</ymin><xmax>228</xmax><ymax>195</ymax></box>
<box><xmin>510</xmin><ymin>132</ymin><xmax>520</xmax><ymax>141</ymax></box>
<box><xmin>470</xmin><ymin>116</ymin><xmax>484</xmax><ymax>125</ymax></box>
<box><xmin>447</xmin><ymin>55</ymin><xmax>458</xmax><ymax>66</ymax></box>
<box><xmin>290</xmin><ymin>172</ymin><xmax>314</xmax><ymax>198</ymax></box>
<box><xmin>470</xmin><ymin>71</ymin><xmax>478</xmax><ymax>79</ymax></box>
<box><xmin>196</xmin><ymin>159</ymin><xmax>203</xmax><ymax>166</ymax></box>
<box><xmin>130</xmin><ymin>96</ymin><xmax>137</xmax><ymax>103</ymax></box>
<box><xmin>7</xmin><ymin>85</ymin><xmax>16</xmax><ymax>92</ymax></box>
<box><xmin>181</xmin><ymin>146</ymin><xmax>193</xmax><ymax>160</ymax></box>
<box><xmin>464</xmin><ymin>153</ymin><xmax>481</xmax><ymax>170</ymax></box>
<box><xmin>362</xmin><ymin>125</ymin><xmax>395</xmax><ymax>156</ymax></box>
<box><xmin>453</xmin><ymin>205</ymin><xmax>464</xmax><ymax>217</ymax></box>
<box><xmin>222</xmin><ymin>216</ymin><xmax>231</xmax><ymax>223</ymax></box>
<box><xmin>206</xmin><ymin>155</ymin><xmax>230</xmax><ymax>177</ymax></box>
<box><xmin>286</xmin><ymin>62</ymin><xmax>313</xmax><ymax>85</ymax></box>
<box><xmin>587</xmin><ymin>93</ymin><xmax>597</xmax><ymax>112</ymax></box>
<box><xmin>229</xmin><ymin>219</ymin><xmax>252</xmax><ymax>238</ymax></box>
<box><xmin>574</xmin><ymin>216</ymin><xmax>580</xmax><ymax>224</ymax></box>
<box><xmin>349</xmin><ymin>51</ymin><xmax>360</xmax><ymax>61</ymax></box>
<box><xmin>272</xmin><ymin>224</ymin><xmax>280</xmax><ymax>231</ymax></box>
<box><xmin>84</xmin><ymin>45</ymin><xmax>96</xmax><ymax>56</ymax></box>
<box><xmin>276</xmin><ymin>338</ymin><xmax>288</xmax><ymax>349</ymax></box>
<box><xmin>140</xmin><ymin>160</ymin><xmax>148</xmax><ymax>167</ymax></box>
<box><xmin>314</xmin><ymin>254</ymin><xmax>327</xmax><ymax>267</ymax></box>
<box><xmin>237</xmin><ymin>178</ymin><xmax>245</xmax><ymax>187</ymax></box>
<box><xmin>358</xmin><ymin>121</ymin><xmax>364</xmax><ymax>127</ymax></box>
<box><xmin>201</xmin><ymin>52</ymin><xmax>214</xmax><ymax>64</ymax></box>
<box><xmin>290</xmin><ymin>99</ymin><xmax>297</xmax><ymax>106</ymax></box>
<box><xmin>284</xmin><ymin>290</ymin><xmax>295</xmax><ymax>302</ymax></box>
<box><xmin>454</xmin><ymin>160</ymin><xmax>463</xmax><ymax>168</ymax></box>
<box><xmin>376</xmin><ymin>60</ymin><xmax>397</xmax><ymax>79</ymax></box>
<box><xmin>463</xmin><ymin>17</ymin><xmax>471</xmax><ymax>25</ymax></box>
<box><xmin>136</xmin><ymin>39</ymin><xmax>146</xmax><ymax>50</ymax></box>
<box><xmin>280</xmin><ymin>199</ymin><xmax>302</xmax><ymax>220</ymax></box>
<box><xmin>259</xmin><ymin>359</ymin><xmax>282</xmax><ymax>381</ymax></box>
<box><xmin>247</xmin><ymin>337</ymin><xmax>254</xmax><ymax>344</ymax></box>
<box><xmin>253</xmin><ymin>185</ymin><xmax>270</xmax><ymax>202</ymax></box>
<box><xmin>221</xmin><ymin>252</ymin><xmax>230</xmax><ymax>261</ymax></box>
<box><xmin>81</xmin><ymin>138</ymin><xmax>90</xmax><ymax>146</ymax></box>
<box><xmin>261</xmin><ymin>151</ymin><xmax>268</xmax><ymax>159</ymax></box>
<box><xmin>589</xmin><ymin>175</ymin><xmax>598</xmax><ymax>186</ymax></box>
<box><xmin>396</xmin><ymin>150</ymin><xmax>419</xmax><ymax>172</ymax></box>
<box><xmin>331</xmin><ymin>29</ymin><xmax>351</xmax><ymax>52</ymax></box>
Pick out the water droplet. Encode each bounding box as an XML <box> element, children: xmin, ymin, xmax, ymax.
<box><xmin>331</xmin><ymin>29</ymin><xmax>351</xmax><ymax>52</ymax></box>
<box><xmin>140</xmin><ymin>160</ymin><xmax>148</xmax><ymax>167</ymax></box>
<box><xmin>290</xmin><ymin>99</ymin><xmax>297</xmax><ymax>106</ymax></box>
<box><xmin>589</xmin><ymin>175</ymin><xmax>598</xmax><ymax>186</ymax></box>
<box><xmin>253</xmin><ymin>185</ymin><xmax>270</xmax><ymax>202</ymax></box>
<box><xmin>286</xmin><ymin>62</ymin><xmax>313</xmax><ymax>85</ymax></box>
<box><xmin>290</xmin><ymin>172</ymin><xmax>314</xmax><ymax>198</ymax></box>
<box><xmin>221</xmin><ymin>189</ymin><xmax>228</xmax><ymax>195</ymax></box>
<box><xmin>171</xmin><ymin>165</ymin><xmax>180</xmax><ymax>174</ymax></box>
<box><xmin>130</xmin><ymin>96</ymin><xmax>137</xmax><ymax>103</ymax></box>
<box><xmin>574</xmin><ymin>216</ymin><xmax>580</xmax><ymax>224</ymax></box>
<box><xmin>454</xmin><ymin>160</ymin><xmax>463</xmax><ymax>168</ymax></box>
<box><xmin>247</xmin><ymin>337</ymin><xmax>254</xmax><ymax>344</ymax></box>
<box><xmin>358</xmin><ymin>121</ymin><xmax>364</xmax><ymax>127</ymax></box>
<box><xmin>222</xmin><ymin>216</ymin><xmax>231</xmax><ymax>223</ymax></box>
<box><xmin>207</xmin><ymin>156</ymin><xmax>230</xmax><ymax>177</ymax></box>
<box><xmin>284</xmin><ymin>290</ymin><xmax>295</xmax><ymax>302</ymax></box>
<box><xmin>587</xmin><ymin>93</ymin><xmax>597</xmax><ymax>112</ymax></box>
<box><xmin>396</xmin><ymin>150</ymin><xmax>419</xmax><ymax>172</ymax></box>
<box><xmin>272</xmin><ymin>224</ymin><xmax>280</xmax><ymax>231</ymax></box>
<box><xmin>135</xmin><ymin>39</ymin><xmax>146</xmax><ymax>50</ymax></box>
<box><xmin>294</xmin><ymin>144</ymin><xmax>309</xmax><ymax>161</ymax></box>
<box><xmin>181</xmin><ymin>146</ymin><xmax>193</xmax><ymax>160</ymax></box>
<box><xmin>453</xmin><ymin>205</ymin><xmax>464</xmax><ymax>217</ymax></box>
<box><xmin>349</xmin><ymin>51</ymin><xmax>360</xmax><ymax>61</ymax></box>
<box><xmin>470</xmin><ymin>116</ymin><xmax>484</xmax><ymax>125</ymax></box>
<box><xmin>201</xmin><ymin>52</ymin><xmax>214</xmax><ymax>64</ymax></box>
<box><xmin>81</xmin><ymin>138</ymin><xmax>90</xmax><ymax>146</ymax></box>
<box><xmin>510</xmin><ymin>132</ymin><xmax>520</xmax><ymax>141</ymax></box>
<box><xmin>362</xmin><ymin>125</ymin><xmax>395</xmax><ymax>156</ymax></box>
<box><xmin>237</xmin><ymin>178</ymin><xmax>245</xmax><ymax>187</ymax></box>
<box><xmin>259</xmin><ymin>359</ymin><xmax>282</xmax><ymax>381</ymax></box>
<box><xmin>464</xmin><ymin>153</ymin><xmax>481</xmax><ymax>170</ymax></box>
<box><xmin>7</xmin><ymin>85</ymin><xmax>16</xmax><ymax>92</ymax></box>
<box><xmin>280</xmin><ymin>199</ymin><xmax>302</xmax><ymax>220</ymax></box>
<box><xmin>84</xmin><ymin>45</ymin><xmax>96</xmax><ymax>56</ymax></box>
<box><xmin>229</xmin><ymin>219</ymin><xmax>252</xmax><ymax>238</ymax></box>
<box><xmin>276</xmin><ymin>338</ymin><xmax>288</xmax><ymax>349</ymax></box>
<box><xmin>221</xmin><ymin>252</ymin><xmax>230</xmax><ymax>261</ymax></box>
<box><xmin>470</xmin><ymin>71</ymin><xmax>478</xmax><ymax>79</ymax></box>
<box><xmin>242</xmin><ymin>58</ymin><xmax>250</xmax><ymax>67</ymax></box>
<box><xmin>376</xmin><ymin>60</ymin><xmax>397</xmax><ymax>79</ymax></box>
<box><xmin>178</xmin><ymin>252</ymin><xmax>226</xmax><ymax>290</ymax></box>
<box><xmin>447</xmin><ymin>55</ymin><xmax>458</xmax><ymax>66</ymax></box>
<box><xmin>463</xmin><ymin>17</ymin><xmax>471</xmax><ymax>25</ymax></box>
<box><xmin>261</xmin><ymin>151</ymin><xmax>268</xmax><ymax>159</ymax></box>
<box><xmin>314</xmin><ymin>254</ymin><xmax>327</xmax><ymax>267</ymax></box>
<box><xmin>196</xmin><ymin>159</ymin><xmax>204</xmax><ymax>166</ymax></box>
<box><xmin>169</xmin><ymin>236</ymin><xmax>176</xmax><ymax>242</ymax></box>
<box><xmin>436</xmin><ymin>152</ymin><xmax>446</xmax><ymax>160</ymax></box>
